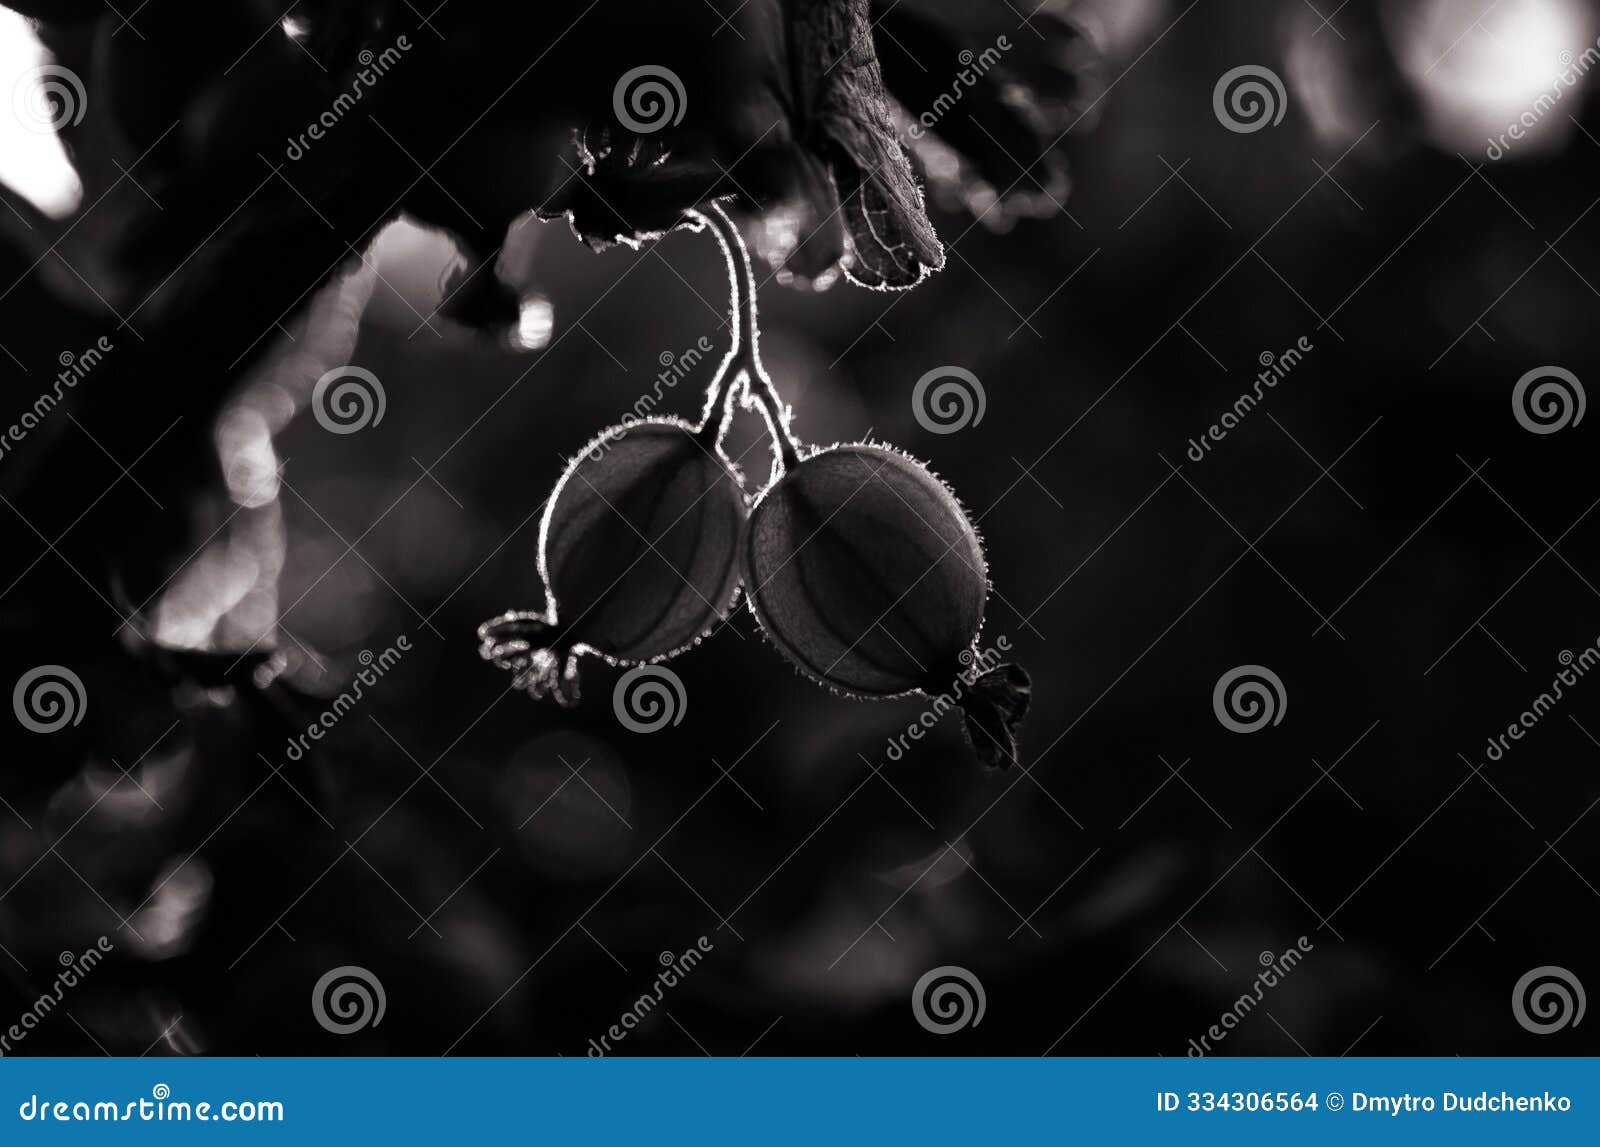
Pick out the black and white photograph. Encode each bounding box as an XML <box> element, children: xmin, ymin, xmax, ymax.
<box><xmin>0</xmin><ymin>0</ymin><xmax>1596</xmax><ymax>1082</ymax></box>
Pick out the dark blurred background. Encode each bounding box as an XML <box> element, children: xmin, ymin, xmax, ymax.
<box><xmin>1</xmin><ymin>0</ymin><xmax>1598</xmax><ymax>1056</ymax></box>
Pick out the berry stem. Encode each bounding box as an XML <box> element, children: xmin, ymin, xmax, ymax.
<box><xmin>690</xmin><ymin>201</ymin><xmax>802</xmax><ymax>471</ymax></box>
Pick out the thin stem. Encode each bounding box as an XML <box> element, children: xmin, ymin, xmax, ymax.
<box><xmin>691</xmin><ymin>206</ymin><xmax>743</xmax><ymax>436</ymax></box>
<box><xmin>689</xmin><ymin>202</ymin><xmax>802</xmax><ymax>471</ymax></box>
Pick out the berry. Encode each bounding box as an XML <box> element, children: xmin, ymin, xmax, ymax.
<box><xmin>475</xmin><ymin>202</ymin><xmax>1026</xmax><ymax>769</ymax></box>
<box><xmin>479</xmin><ymin>418</ymin><xmax>747</xmax><ymax>703</ymax></box>
<box><xmin>742</xmin><ymin>443</ymin><xmax>1030</xmax><ymax>767</ymax></box>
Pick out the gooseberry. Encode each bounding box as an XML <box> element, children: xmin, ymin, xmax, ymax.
<box><xmin>742</xmin><ymin>443</ymin><xmax>1030</xmax><ymax>767</ymax></box>
<box><xmin>477</xmin><ymin>200</ymin><xmax>1028</xmax><ymax>768</ymax></box>
<box><xmin>478</xmin><ymin>203</ymin><xmax>766</xmax><ymax>702</ymax></box>
<box><xmin>478</xmin><ymin>418</ymin><xmax>747</xmax><ymax>703</ymax></box>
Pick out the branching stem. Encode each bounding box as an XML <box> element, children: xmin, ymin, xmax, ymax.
<box><xmin>690</xmin><ymin>201</ymin><xmax>802</xmax><ymax>471</ymax></box>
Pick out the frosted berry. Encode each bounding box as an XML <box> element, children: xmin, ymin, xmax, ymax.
<box><xmin>479</xmin><ymin>418</ymin><xmax>746</xmax><ymax>703</ymax></box>
<box><xmin>742</xmin><ymin>443</ymin><xmax>1030</xmax><ymax>767</ymax></box>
